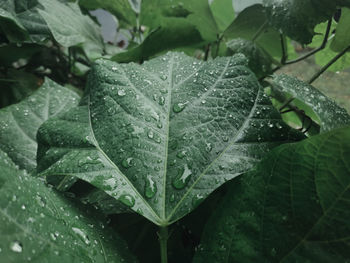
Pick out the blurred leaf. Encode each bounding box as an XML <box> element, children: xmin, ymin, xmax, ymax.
<box><xmin>0</xmin><ymin>43</ymin><xmax>42</xmax><ymax>67</ymax></box>
<box><xmin>79</xmin><ymin>0</ymin><xmax>138</xmax><ymax>28</ymax></box>
<box><xmin>0</xmin><ymin>78</ymin><xmax>80</xmax><ymax>171</ymax></box>
<box><xmin>263</xmin><ymin>0</ymin><xmax>350</xmax><ymax>44</ymax></box>
<box><xmin>224</xmin><ymin>4</ymin><xmax>282</xmax><ymax>59</ymax></box>
<box><xmin>209</xmin><ymin>0</ymin><xmax>235</xmax><ymax>33</ymax></box>
<box><xmin>38</xmin><ymin>0</ymin><xmax>104</xmax><ymax>60</ymax></box>
<box><xmin>194</xmin><ymin>126</ymin><xmax>350</xmax><ymax>262</ymax></box>
<box><xmin>227</xmin><ymin>38</ymin><xmax>273</xmax><ymax>78</ymax></box>
<box><xmin>331</xmin><ymin>8</ymin><xmax>350</xmax><ymax>52</ymax></box>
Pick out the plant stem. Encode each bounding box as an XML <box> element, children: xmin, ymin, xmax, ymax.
<box><xmin>159</xmin><ymin>226</ymin><xmax>168</xmax><ymax>263</ymax></box>
<box><xmin>308</xmin><ymin>45</ymin><xmax>350</xmax><ymax>84</ymax></box>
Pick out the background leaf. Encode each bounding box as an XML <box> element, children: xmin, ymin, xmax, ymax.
<box><xmin>37</xmin><ymin>52</ymin><xmax>303</xmax><ymax>226</ymax></box>
<box><xmin>271</xmin><ymin>74</ymin><xmax>350</xmax><ymax>132</ymax></box>
<box><xmin>194</xmin><ymin>126</ymin><xmax>350</xmax><ymax>262</ymax></box>
<box><xmin>263</xmin><ymin>0</ymin><xmax>350</xmax><ymax>44</ymax></box>
<box><xmin>0</xmin><ymin>149</ymin><xmax>136</xmax><ymax>263</ymax></box>
<box><xmin>0</xmin><ymin>77</ymin><xmax>80</xmax><ymax>171</ymax></box>
<box><xmin>209</xmin><ymin>0</ymin><xmax>235</xmax><ymax>33</ymax></box>
<box><xmin>331</xmin><ymin>8</ymin><xmax>350</xmax><ymax>52</ymax></box>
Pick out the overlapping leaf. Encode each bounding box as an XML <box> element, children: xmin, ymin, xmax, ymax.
<box><xmin>271</xmin><ymin>74</ymin><xmax>350</xmax><ymax>132</ymax></box>
<box><xmin>263</xmin><ymin>0</ymin><xmax>350</xmax><ymax>44</ymax></box>
<box><xmin>194</xmin><ymin>126</ymin><xmax>350</xmax><ymax>262</ymax></box>
<box><xmin>0</xmin><ymin>149</ymin><xmax>136</xmax><ymax>263</ymax></box>
<box><xmin>37</xmin><ymin>52</ymin><xmax>303</xmax><ymax>226</ymax></box>
<box><xmin>37</xmin><ymin>0</ymin><xmax>104</xmax><ymax>60</ymax></box>
<box><xmin>0</xmin><ymin>78</ymin><xmax>80</xmax><ymax>171</ymax></box>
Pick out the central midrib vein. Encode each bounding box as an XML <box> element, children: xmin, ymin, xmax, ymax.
<box><xmin>161</xmin><ymin>54</ymin><xmax>175</xmax><ymax>221</ymax></box>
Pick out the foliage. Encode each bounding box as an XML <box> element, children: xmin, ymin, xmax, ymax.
<box><xmin>0</xmin><ymin>0</ymin><xmax>350</xmax><ymax>262</ymax></box>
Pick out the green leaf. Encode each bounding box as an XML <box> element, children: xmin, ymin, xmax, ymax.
<box><xmin>209</xmin><ymin>0</ymin><xmax>235</xmax><ymax>33</ymax></box>
<box><xmin>141</xmin><ymin>0</ymin><xmax>219</xmax><ymax>42</ymax></box>
<box><xmin>263</xmin><ymin>0</ymin><xmax>350</xmax><ymax>44</ymax></box>
<box><xmin>37</xmin><ymin>52</ymin><xmax>303</xmax><ymax>226</ymax></box>
<box><xmin>37</xmin><ymin>0</ymin><xmax>104</xmax><ymax>60</ymax></box>
<box><xmin>310</xmin><ymin>21</ymin><xmax>350</xmax><ymax>72</ymax></box>
<box><xmin>0</xmin><ymin>78</ymin><xmax>80</xmax><ymax>172</ymax></box>
<box><xmin>0</xmin><ymin>7</ymin><xmax>29</xmax><ymax>42</ymax></box>
<box><xmin>78</xmin><ymin>0</ymin><xmax>138</xmax><ymax>27</ymax></box>
<box><xmin>0</xmin><ymin>0</ymin><xmax>50</xmax><ymax>43</ymax></box>
<box><xmin>331</xmin><ymin>8</ymin><xmax>350</xmax><ymax>52</ymax></box>
<box><xmin>272</xmin><ymin>74</ymin><xmax>350</xmax><ymax>132</ymax></box>
<box><xmin>224</xmin><ymin>4</ymin><xmax>282</xmax><ymax>59</ymax></box>
<box><xmin>0</xmin><ymin>43</ymin><xmax>42</xmax><ymax>67</ymax></box>
<box><xmin>194</xmin><ymin>126</ymin><xmax>350</xmax><ymax>262</ymax></box>
<box><xmin>226</xmin><ymin>38</ymin><xmax>273</xmax><ymax>79</ymax></box>
<box><xmin>111</xmin><ymin>26</ymin><xmax>203</xmax><ymax>63</ymax></box>
<box><xmin>0</xmin><ymin>149</ymin><xmax>136</xmax><ymax>263</ymax></box>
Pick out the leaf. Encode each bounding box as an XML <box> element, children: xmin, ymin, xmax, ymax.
<box><xmin>0</xmin><ymin>149</ymin><xmax>137</xmax><ymax>263</ymax></box>
<box><xmin>331</xmin><ymin>8</ymin><xmax>350</xmax><ymax>52</ymax></box>
<box><xmin>224</xmin><ymin>4</ymin><xmax>282</xmax><ymax>59</ymax></box>
<box><xmin>263</xmin><ymin>0</ymin><xmax>350</xmax><ymax>44</ymax></box>
<box><xmin>310</xmin><ymin>21</ymin><xmax>350</xmax><ymax>72</ymax></box>
<box><xmin>37</xmin><ymin>52</ymin><xmax>303</xmax><ymax>226</ymax></box>
<box><xmin>0</xmin><ymin>77</ymin><xmax>80</xmax><ymax>172</ymax></box>
<box><xmin>0</xmin><ymin>0</ymin><xmax>50</xmax><ymax>43</ymax></box>
<box><xmin>226</xmin><ymin>38</ymin><xmax>273</xmax><ymax>79</ymax></box>
<box><xmin>141</xmin><ymin>0</ymin><xmax>219</xmax><ymax>42</ymax></box>
<box><xmin>0</xmin><ymin>6</ymin><xmax>29</xmax><ymax>42</ymax></box>
<box><xmin>111</xmin><ymin>26</ymin><xmax>203</xmax><ymax>63</ymax></box>
<box><xmin>37</xmin><ymin>0</ymin><xmax>104</xmax><ymax>60</ymax></box>
<box><xmin>209</xmin><ymin>0</ymin><xmax>235</xmax><ymax>33</ymax></box>
<box><xmin>194</xmin><ymin>126</ymin><xmax>350</xmax><ymax>262</ymax></box>
<box><xmin>78</xmin><ymin>0</ymin><xmax>138</xmax><ymax>27</ymax></box>
<box><xmin>272</xmin><ymin>74</ymin><xmax>350</xmax><ymax>132</ymax></box>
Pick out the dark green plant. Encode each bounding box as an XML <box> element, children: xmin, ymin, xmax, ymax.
<box><xmin>1</xmin><ymin>0</ymin><xmax>350</xmax><ymax>262</ymax></box>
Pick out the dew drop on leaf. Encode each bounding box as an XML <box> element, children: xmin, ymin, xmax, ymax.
<box><xmin>118</xmin><ymin>194</ymin><xmax>135</xmax><ymax>207</ymax></box>
<box><xmin>144</xmin><ymin>175</ymin><xmax>157</xmax><ymax>199</ymax></box>
<box><xmin>117</xmin><ymin>89</ymin><xmax>126</xmax><ymax>96</ymax></box>
<box><xmin>172</xmin><ymin>165</ymin><xmax>192</xmax><ymax>189</ymax></box>
<box><xmin>72</xmin><ymin>227</ymin><xmax>90</xmax><ymax>245</ymax></box>
<box><xmin>192</xmin><ymin>194</ymin><xmax>204</xmax><ymax>208</ymax></box>
<box><xmin>121</xmin><ymin>157</ymin><xmax>134</xmax><ymax>168</ymax></box>
<box><xmin>10</xmin><ymin>241</ymin><xmax>22</xmax><ymax>253</ymax></box>
<box><xmin>173</xmin><ymin>102</ymin><xmax>187</xmax><ymax>113</ymax></box>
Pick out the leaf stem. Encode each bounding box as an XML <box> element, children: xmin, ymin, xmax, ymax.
<box><xmin>158</xmin><ymin>226</ymin><xmax>169</xmax><ymax>263</ymax></box>
<box><xmin>284</xmin><ymin>19</ymin><xmax>332</xmax><ymax>65</ymax></box>
<box><xmin>308</xmin><ymin>45</ymin><xmax>350</xmax><ymax>84</ymax></box>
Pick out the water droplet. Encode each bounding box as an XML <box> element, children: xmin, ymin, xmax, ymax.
<box><xmin>121</xmin><ymin>157</ymin><xmax>134</xmax><ymax>168</ymax></box>
<box><xmin>276</xmin><ymin>123</ymin><xmax>283</xmax><ymax>129</ymax></box>
<box><xmin>118</xmin><ymin>194</ymin><xmax>135</xmax><ymax>207</ymax></box>
<box><xmin>205</xmin><ymin>143</ymin><xmax>212</xmax><ymax>152</ymax></box>
<box><xmin>35</xmin><ymin>195</ymin><xmax>46</xmax><ymax>207</ymax></box>
<box><xmin>222</xmin><ymin>136</ymin><xmax>229</xmax><ymax>142</ymax></box>
<box><xmin>147</xmin><ymin>130</ymin><xmax>154</xmax><ymax>139</ymax></box>
<box><xmin>158</xmin><ymin>96</ymin><xmax>165</xmax><ymax>105</ymax></box>
<box><xmin>117</xmin><ymin>89</ymin><xmax>126</xmax><ymax>96</ymax></box>
<box><xmin>172</xmin><ymin>165</ymin><xmax>192</xmax><ymax>189</ymax></box>
<box><xmin>157</xmin><ymin>123</ymin><xmax>163</xmax><ymax>129</ymax></box>
<box><xmin>72</xmin><ymin>227</ymin><xmax>90</xmax><ymax>245</ymax></box>
<box><xmin>145</xmin><ymin>176</ymin><xmax>157</xmax><ymax>198</ymax></box>
<box><xmin>176</xmin><ymin>150</ymin><xmax>187</xmax><ymax>159</ymax></box>
<box><xmin>173</xmin><ymin>102</ymin><xmax>188</xmax><ymax>113</ymax></box>
<box><xmin>21</xmin><ymin>205</ymin><xmax>26</xmax><ymax>210</ymax></box>
<box><xmin>10</xmin><ymin>241</ymin><xmax>22</xmax><ymax>253</ymax></box>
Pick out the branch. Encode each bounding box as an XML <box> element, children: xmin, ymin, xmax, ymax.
<box><xmin>284</xmin><ymin>19</ymin><xmax>332</xmax><ymax>65</ymax></box>
<box><xmin>308</xmin><ymin>44</ymin><xmax>350</xmax><ymax>84</ymax></box>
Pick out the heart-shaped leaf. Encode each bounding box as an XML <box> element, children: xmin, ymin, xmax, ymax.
<box><xmin>0</xmin><ymin>78</ymin><xmax>80</xmax><ymax>171</ymax></box>
<box><xmin>37</xmin><ymin>52</ymin><xmax>303</xmax><ymax>226</ymax></box>
<box><xmin>194</xmin><ymin>126</ymin><xmax>350</xmax><ymax>262</ymax></box>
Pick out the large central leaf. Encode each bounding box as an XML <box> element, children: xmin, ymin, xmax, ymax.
<box><xmin>37</xmin><ymin>52</ymin><xmax>303</xmax><ymax>226</ymax></box>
